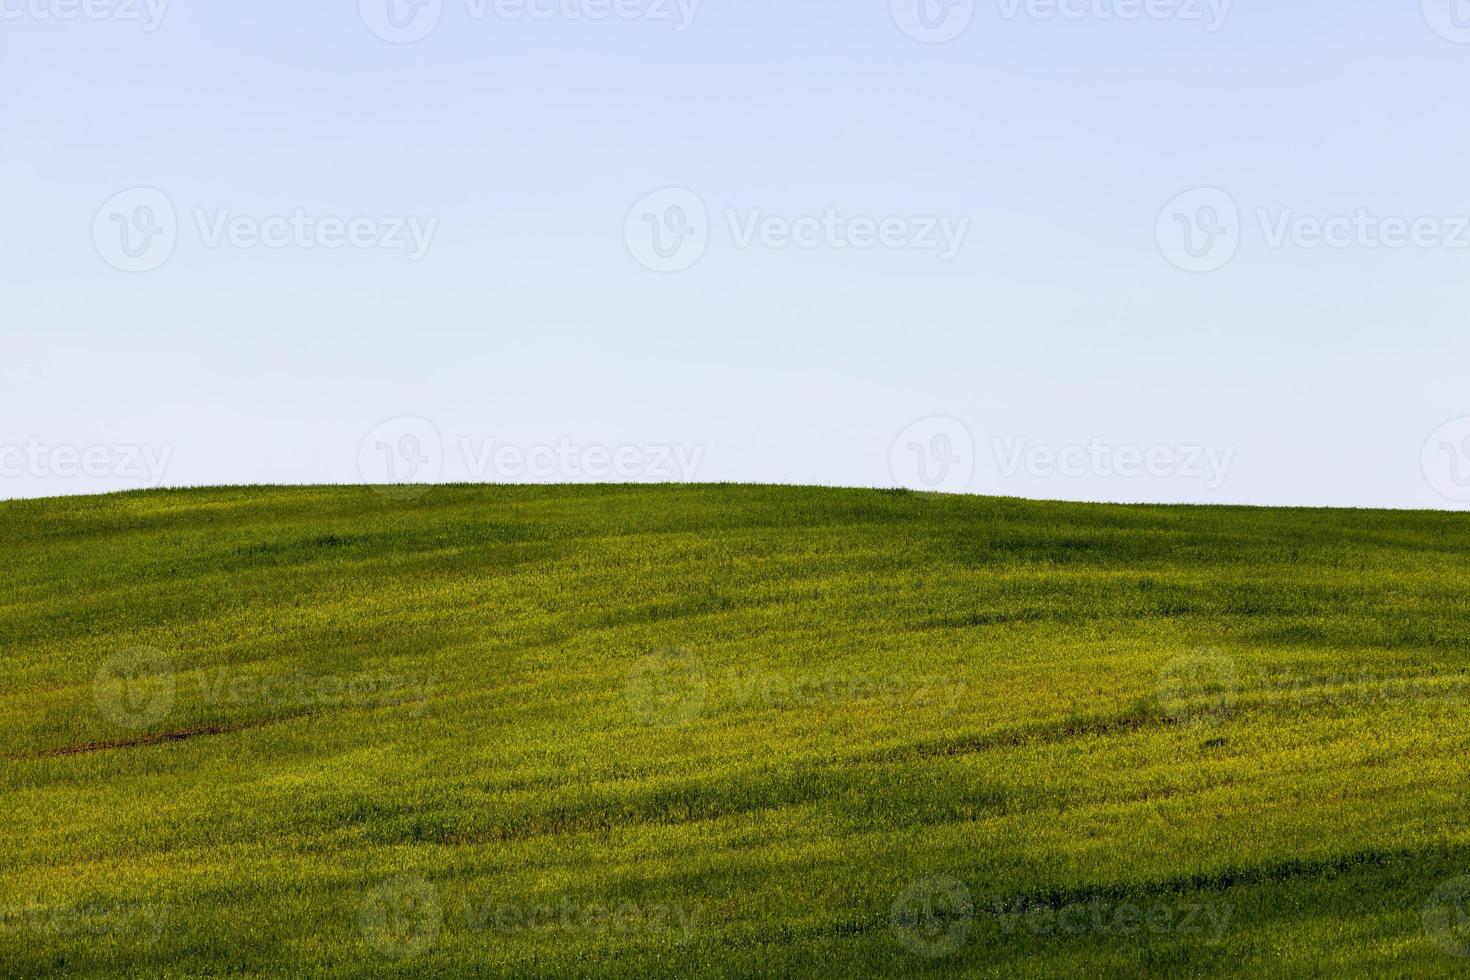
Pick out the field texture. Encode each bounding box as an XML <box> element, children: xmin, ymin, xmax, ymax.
<box><xmin>4</xmin><ymin>485</ymin><xmax>1470</xmax><ymax>977</ymax></box>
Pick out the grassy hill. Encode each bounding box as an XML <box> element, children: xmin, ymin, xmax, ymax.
<box><xmin>4</xmin><ymin>484</ymin><xmax>1470</xmax><ymax>977</ymax></box>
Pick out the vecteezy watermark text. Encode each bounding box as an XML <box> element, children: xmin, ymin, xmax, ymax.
<box><xmin>993</xmin><ymin>438</ymin><xmax>1235</xmax><ymax>490</ymax></box>
<box><xmin>1157</xmin><ymin>187</ymin><xmax>1470</xmax><ymax>273</ymax></box>
<box><xmin>887</xmin><ymin>417</ymin><xmax>1235</xmax><ymax>494</ymax></box>
<box><xmin>726</xmin><ymin>670</ymin><xmax>967</xmax><ymax>714</ymax></box>
<box><xmin>624</xmin><ymin>648</ymin><xmax>969</xmax><ymax>728</ymax></box>
<box><xmin>0</xmin><ymin>901</ymin><xmax>170</xmax><ymax>945</ymax></box>
<box><xmin>725</xmin><ymin>209</ymin><xmax>968</xmax><ymax>261</ymax></box>
<box><xmin>194</xmin><ymin>210</ymin><xmax>437</xmax><ymax>260</ymax></box>
<box><xmin>0</xmin><ymin>440</ymin><xmax>172</xmax><ymax>485</ymax></box>
<box><xmin>0</xmin><ymin>0</ymin><xmax>169</xmax><ymax>30</ymax></box>
<box><xmin>890</xmin><ymin>0</ymin><xmax>1230</xmax><ymax>43</ymax></box>
<box><xmin>625</xmin><ymin>188</ymin><xmax>969</xmax><ymax>273</ymax></box>
<box><xmin>1157</xmin><ymin>647</ymin><xmax>1470</xmax><ymax>730</ymax></box>
<box><xmin>358</xmin><ymin>416</ymin><xmax>706</xmax><ymax>501</ymax></box>
<box><xmin>996</xmin><ymin>0</ymin><xmax>1230</xmax><ymax>30</ymax></box>
<box><xmin>93</xmin><ymin>188</ymin><xmax>438</xmax><ymax>273</ymax></box>
<box><xmin>359</xmin><ymin>0</ymin><xmax>701</xmax><ymax>44</ymax></box>
<box><xmin>889</xmin><ymin>874</ymin><xmax>1233</xmax><ymax>960</ymax></box>
<box><xmin>190</xmin><ymin>667</ymin><xmax>438</xmax><ymax>716</ymax></box>
<box><xmin>359</xmin><ymin>876</ymin><xmax>700</xmax><ymax>960</ymax></box>
<box><xmin>989</xmin><ymin>895</ymin><xmax>1233</xmax><ymax>942</ymax></box>
<box><xmin>93</xmin><ymin>647</ymin><xmax>437</xmax><ymax>731</ymax></box>
<box><xmin>458</xmin><ymin>437</ymin><xmax>703</xmax><ymax>482</ymax></box>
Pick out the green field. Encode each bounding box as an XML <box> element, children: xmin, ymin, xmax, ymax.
<box><xmin>5</xmin><ymin>484</ymin><xmax>1470</xmax><ymax>977</ymax></box>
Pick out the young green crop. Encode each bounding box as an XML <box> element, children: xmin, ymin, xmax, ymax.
<box><xmin>3</xmin><ymin>485</ymin><xmax>1469</xmax><ymax>977</ymax></box>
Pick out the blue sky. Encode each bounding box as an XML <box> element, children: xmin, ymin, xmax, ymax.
<box><xmin>4</xmin><ymin>0</ymin><xmax>1470</xmax><ymax>506</ymax></box>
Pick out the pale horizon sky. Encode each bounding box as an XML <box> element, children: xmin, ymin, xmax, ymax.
<box><xmin>5</xmin><ymin>1</ymin><xmax>1470</xmax><ymax>508</ymax></box>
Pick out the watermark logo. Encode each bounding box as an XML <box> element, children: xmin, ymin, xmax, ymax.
<box><xmin>1423</xmin><ymin>0</ymin><xmax>1470</xmax><ymax>43</ymax></box>
<box><xmin>890</xmin><ymin>417</ymin><xmax>975</xmax><ymax>494</ymax></box>
<box><xmin>359</xmin><ymin>416</ymin><xmax>445</xmax><ymax>502</ymax></box>
<box><xmin>93</xmin><ymin>188</ymin><xmax>177</xmax><ymax>274</ymax></box>
<box><xmin>94</xmin><ymin>647</ymin><xmax>176</xmax><ymax>731</ymax></box>
<box><xmin>1157</xmin><ymin>649</ymin><xmax>1237</xmax><ymax>727</ymax></box>
<box><xmin>0</xmin><ymin>0</ymin><xmax>170</xmax><ymax>30</ymax></box>
<box><xmin>360</xmin><ymin>0</ymin><xmax>444</xmax><ymax>43</ymax></box>
<box><xmin>624</xmin><ymin>648</ymin><xmax>708</xmax><ymax>727</ymax></box>
<box><xmin>1156</xmin><ymin>187</ymin><xmax>1240</xmax><ymax>273</ymax></box>
<box><xmin>1423</xmin><ymin>418</ymin><xmax>1470</xmax><ymax>504</ymax></box>
<box><xmin>1425</xmin><ymin>876</ymin><xmax>1470</xmax><ymax>957</ymax></box>
<box><xmin>625</xmin><ymin>187</ymin><xmax>709</xmax><ymax>273</ymax></box>
<box><xmin>361</xmin><ymin>876</ymin><xmax>444</xmax><ymax>960</ymax></box>
<box><xmin>891</xmin><ymin>0</ymin><xmax>975</xmax><ymax>43</ymax></box>
<box><xmin>891</xmin><ymin>875</ymin><xmax>974</xmax><ymax>959</ymax></box>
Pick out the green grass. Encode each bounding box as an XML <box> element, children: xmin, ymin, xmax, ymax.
<box><xmin>5</xmin><ymin>484</ymin><xmax>1470</xmax><ymax>977</ymax></box>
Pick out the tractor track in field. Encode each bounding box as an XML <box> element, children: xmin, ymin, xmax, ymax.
<box><xmin>9</xmin><ymin>715</ymin><xmax>299</xmax><ymax>760</ymax></box>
